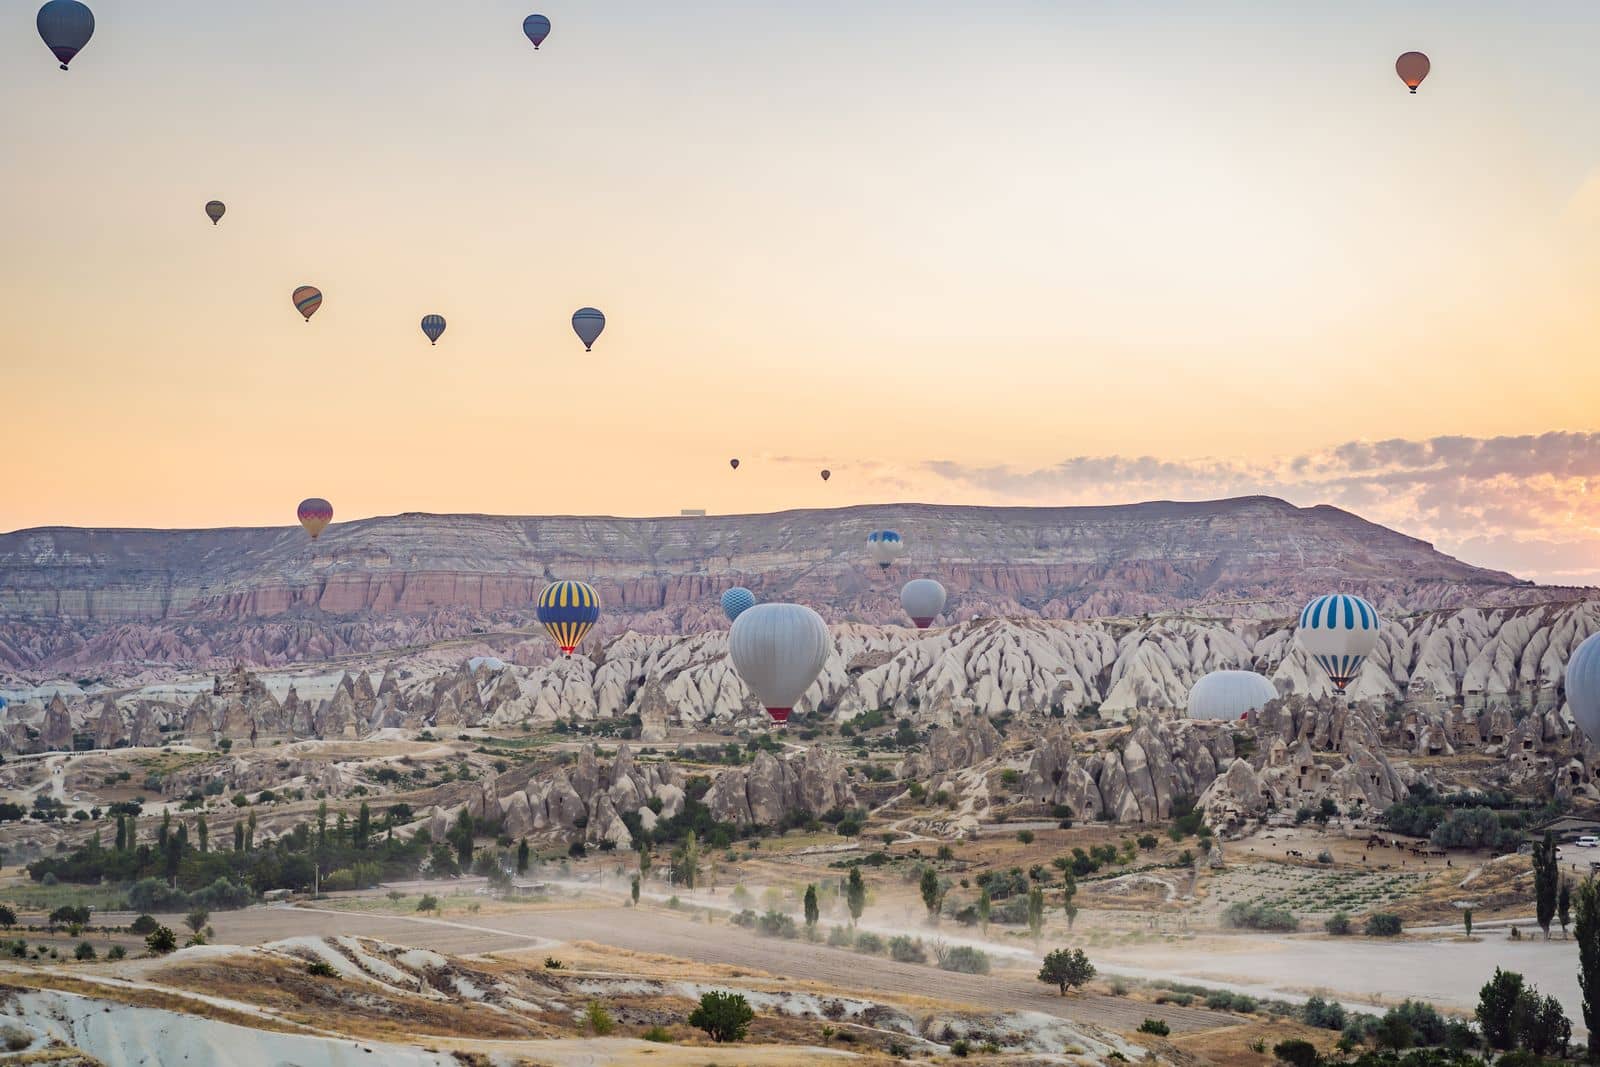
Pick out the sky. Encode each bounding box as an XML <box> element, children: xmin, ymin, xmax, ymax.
<box><xmin>5</xmin><ymin>1</ymin><xmax>1600</xmax><ymax>582</ymax></box>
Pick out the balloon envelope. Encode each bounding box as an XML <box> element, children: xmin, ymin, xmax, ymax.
<box><xmin>1188</xmin><ymin>670</ymin><xmax>1277</xmax><ymax>721</ymax></box>
<box><xmin>1296</xmin><ymin>594</ymin><xmax>1381</xmax><ymax>692</ymax></box>
<box><xmin>730</xmin><ymin>459</ymin><xmax>740</xmax><ymax>470</ymax></box>
<box><xmin>728</xmin><ymin>603</ymin><xmax>833</xmax><ymax>723</ymax></box>
<box><xmin>1567</xmin><ymin>633</ymin><xmax>1600</xmax><ymax>745</ymax></box>
<box><xmin>900</xmin><ymin>579</ymin><xmax>946</xmax><ymax>629</ymax></box>
<box><xmin>1396</xmin><ymin>51</ymin><xmax>1430</xmax><ymax>92</ymax></box>
<box><xmin>721</xmin><ymin>587</ymin><xmax>756</xmax><ymax>623</ymax></box>
<box><xmin>820</xmin><ymin>470</ymin><xmax>831</xmax><ymax>482</ymax></box>
<box><xmin>421</xmin><ymin>314</ymin><xmax>447</xmax><ymax>345</ymax></box>
<box><xmin>205</xmin><ymin>201</ymin><xmax>226</xmax><ymax>225</ymax></box>
<box><xmin>523</xmin><ymin>13</ymin><xmax>551</xmax><ymax>48</ymax></box>
<box><xmin>293</xmin><ymin>286</ymin><xmax>323</xmax><ymax>321</ymax></box>
<box><xmin>867</xmin><ymin>530</ymin><xmax>905</xmax><ymax>570</ymax></box>
<box><xmin>538</xmin><ymin>580</ymin><xmax>601</xmax><ymax>657</ymax></box>
<box><xmin>37</xmin><ymin>0</ymin><xmax>93</xmax><ymax>70</ymax></box>
<box><xmin>297</xmin><ymin>498</ymin><xmax>333</xmax><ymax>540</ymax></box>
<box><xmin>572</xmin><ymin>308</ymin><xmax>605</xmax><ymax>351</ymax></box>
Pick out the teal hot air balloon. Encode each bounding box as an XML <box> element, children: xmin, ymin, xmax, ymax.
<box><xmin>37</xmin><ymin>0</ymin><xmax>94</xmax><ymax>71</ymax></box>
<box><xmin>572</xmin><ymin>308</ymin><xmax>605</xmax><ymax>351</ymax></box>
<box><xmin>721</xmin><ymin>587</ymin><xmax>756</xmax><ymax>623</ymax></box>
<box><xmin>420</xmin><ymin>314</ymin><xmax>446</xmax><ymax>345</ymax></box>
<box><xmin>523</xmin><ymin>13</ymin><xmax>551</xmax><ymax>49</ymax></box>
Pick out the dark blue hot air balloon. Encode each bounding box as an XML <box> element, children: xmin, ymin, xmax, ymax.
<box><xmin>572</xmin><ymin>307</ymin><xmax>605</xmax><ymax>352</ymax></box>
<box><xmin>37</xmin><ymin>1</ymin><xmax>94</xmax><ymax>71</ymax></box>
<box><xmin>538</xmin><ymin>580</ymin><xmax>601</xmax><ymax>657</ymax></box>
<box><xmin>420</xmin><ymin>314</ymin><xmax>447</xmax><ymax>345</ymax></box>
<box><xmin>523</xmin><ymin>14</ymin><xmax>551</xmax><ymax>50</ymax></box>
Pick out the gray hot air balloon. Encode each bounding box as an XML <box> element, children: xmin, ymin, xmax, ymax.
<box><xmin>1566</xmin><ymin>632</ymin><xmax>1600</xmax><ymax>744</ymax></box>
<box><xmin>900</xmin><ymin>579</ymin><xmax>946</xmax><ymax>629</ymax></box>
<box><xmin>1187</xmin><ymin>670</ymin><xmax>1277</xmax><ymax>721</ymax></box>
<box><xmin>205</xmin><ymin>201</ymin><xmax>226</xmax><ymax>225</ymax></box>
<box><xmin>728</xmin><ymin>603</ymin><xmax>832</xmax><ymax>724</ymax></box>
<box><xmin>37</xmin><ymin>0</ymin><xmax>94</xmax><ymax>71</ymax></box>
<box><xmin>523</xmin><ymin>13</ymin><xmax>551</xmax><ymax>49</ymax></box>
<box><xmin>421</xmin><ymin>314</ymin><xmax>447</xmax><ymax>345</ymax></box>
<box><xmin>572</xmin><ymin>307</ymin><xmax>605</xmax><ymax>351</ymax></box>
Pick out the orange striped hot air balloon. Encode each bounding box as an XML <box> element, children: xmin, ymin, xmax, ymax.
<box><xmin>292</xmin><ymin>286</ymin><xmax>322</xmax><ymax>322</ymax></box>
<box><xmin>297</xmin><ymin>498</ymin><xmax>333</xmax><ymax>539</ymax></box>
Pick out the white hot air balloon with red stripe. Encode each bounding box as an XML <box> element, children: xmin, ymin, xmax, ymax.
<box><xmin>728</xmin><ymin>603</ymin><xmax>832</xmax><ymax>725</ymax></box>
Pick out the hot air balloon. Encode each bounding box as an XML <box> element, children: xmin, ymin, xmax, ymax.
<box><xmin>1296</xmin><ymin>594</ymin><xmax>1381</xmax><ymax>693</ymax></box>
<box><xmin>1187</xmin><ymin>670</ymin><xmax>1277</xmax><ymax>722</ymax></box>
<box><xmin>538</xmin><ymin>580</ymin><xmax>601</xmax><ymax>657</ymax></box>
<box><xmin>523</xmin><ymin>13</ymin><xmax>551</xmax><ymax>49</ymax></box>
<box><xmin>205</xmin><ymin>201</ymin><xmax>226</xmax><ymax>226</ymax></box>
<box><xmin>820</xmin><ymin>470</ymin><xmax>831</xmax><ymax>482</ymax></box>
<box><xmin>292</xmin><ymin>286</ymin><xmax>322</xmax><ymax>322</ymax></box>
<box><xmin>1566</xmin><ymin>633</ymin><xmax>1600</xmax><ymax>744</ymax></box>
<box><xmin>572</xmin><ymin>308</ymin><xmax>605</xmax><ymax>351</ymax></box>
<box><xmin>37</xmin><ymin>1</ymin><xmax>93</xmax><ymax>71</ymax></box>
<box><xmin>900</xmin><ymin>579</ymin><xmax>946</xmax><ymax>629</ymax></box>
<box><xmin>728</xmin><ymin>603</ymin><xmax>833</xmax><ymax>724</ymax></box>
<box><xmin>866</xmin><ymin>530</ymin><xmax>905</xmax><ymax>570</ymax></box>
<box><xmin>1396</xmin><ymin>51</ymin><xmax>1430</xmax><ymax>93</ymax></box>
<box><xmin>721</xmin><ymin>587</ymin><xmax>756</xmax><ymax>623</ymax></box>
<box><xmin>730</xmin><ymin>459</ymin><xmax>740</xmax><ymax>470</ymax></box>
<box><xmin>420</xmin><ymin>315</ymin><xmax>446</xmax><ymax>345</ymax></box>
<box><xmin>297</xmin><ymin>498</ymin><xmax>333</xmax><ymax>540</ymax></box>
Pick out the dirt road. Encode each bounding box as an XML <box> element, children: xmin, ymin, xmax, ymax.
<box><xmin>208</xmin><ymin>902</ymin><xmax>1228</xmax><ymax>1034</ymax></box>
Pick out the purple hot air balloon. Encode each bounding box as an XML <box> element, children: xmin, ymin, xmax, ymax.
<box><xmin>523</xmin><ymin>14</ymin><xmax>551</xmax><ymax>50</ymax></box>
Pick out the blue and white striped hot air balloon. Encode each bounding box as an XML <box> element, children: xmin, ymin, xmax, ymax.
<box><xmin>721</xmin><ymin>587</ymin><xmax>756</xmax><ymax>623</ymax></box>
<box><xmin>1296</xmin><ymin>594</ymin><xmax>1381</xmax><ymax>693</ymax></box>
<box><xmin>866</xmin><ymin>530</ymin><xmax>905</xmax><ymax>570</ymax></box>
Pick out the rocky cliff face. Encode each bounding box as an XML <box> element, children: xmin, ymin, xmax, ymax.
<box><xmin>0</xmin><ymin>497</ymin><xmax>1544</xmax><ymax>679</ymax></box>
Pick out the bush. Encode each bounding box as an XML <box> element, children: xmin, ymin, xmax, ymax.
<box><xmin>1138</xmin><ymin>1018</ymin><xmax>1170</xmax><ymax>1036</ymax></box>
<box><xmin>641</xmin><ymin>1025</ymin><xmax>672</xmax><ymax>1042</ymax></box>
<box><xmin>1038</xmin><ymin>947</ymin><xmax>1095</xmax><ymax>994</ymax></box>
<box><xmin>853</xmin><ymin>932</ymin><xmax>884</xmax><ymax>955</ymax></box>
<box><xmin>757</xmin><ymin>911</ymin><xmax>797</xmax><ymax>939</ymax></box>
<box><xmin>1016</xmin><ymin>830</ymin><xmax>1034</xmax><ymax>844</ymax></box>
<box><xmin>888</xmin><ymin>936</ymin><xmax>926</xmax><ymax>963</ymax></box>
<box><xmin>1303</xmin><ymin>995</ymin><xmax>1346</xmax><ymax>1030</ymax></box>
<box><xmin>1222</xmin><ymin>902</ymin><xmax>1299</xmax><ymax>931</ymax></box>
<box><xmin>689</xmin><ymin>990</ymin><xmax>754</xmax><ymax>1043</ymax></box>
<box><xmin>144</xmin><ymin>926</ymin><xmax>177</xmax><ymax>954</ymax></box>
<box><xmin>74</xmin><ymin>941</ymin><xmax>96</xmax><ymax>961</ymax></box>
<box><xmin>1272</xmin><ymin>1038</ymin><xmax>1320</xmax><ymax>1067</ymax></box>
<box><xmin>826</xmin><ymin>925</ymin><xmax>851</xmax><ymax>947</ymax></box>
<box><xmin>1365</xmin><ymin>913</ymin><xmax>1402</xmax><ymax>937</ymax></box>
<box><xmin>306</xmin><ymin>959</ymin><xmax>337</xmax><ymax>978</ymax></box>
<box><xmin>586</xmin><ymin>1000</ymin><xmax>614</xmax><ymax>1036</ymax></box>
<box><xmin>107</xmin><ymin>945</ymin><xmax>126</xmax><ymax>961</ymax></box>
<box><xmin>1324</xmin><ymin>912</ymin><xmax>1352</xmax><ymax>936</ymax></box>
<box><xmin>129</xmin><ymin>914</ymin><xmax>158</xmax><ymax>935</ymax></box>
<box><xmin>936</xmin><ymin>945</ymin><xmax>990</xmax><ymax>975</ymax></box>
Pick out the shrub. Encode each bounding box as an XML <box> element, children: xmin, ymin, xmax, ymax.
<box><xmin>1365</xmin><ymin>913</ymin><xmax>1402</xmax><ymax>937</ymax></box>
<box><xmin>853</xmin><ymin>932</ymin><xmax>884</xmax><ymax>955</ymax></box>
<box><xmin>689</xmin><ymin>990</ymin><xmax>754</xmax><ymax>1043</ymax></box>
<box><xmin>1222</xmin><ymin>902</ymin><xmax>1298</xmax><ymax>931</ymax></box>
<box><xmin>129</xmin><ymin>914</ymin><xmax>158</xmax><ymax>935</ymax></box>
<box><xmin>641</xmin><ymin>1025</ymin><xmax>672</xmax><ymax>1042</ymax></box>
<box><xmin>950</xmin><ymin>1038</ymin><xmax>971</xmax><ymax>1057</ymax></box>
<box><xmin>888</xmin><ymin>936</ymin><xmax>926</xmax><ymax>964</ymax></box>
<box><xmin>306</xmin><ymin>959</ymin><xmax>337</xmax><ymax>978</ymax></box>
<box><xmin>1138</xmin><ymin>1018</ymin><xmax>1170</xmax><ymax>1036</ymax></box>
<box><xmin>936</xmin><ymin>945</ymin><xmax>990</xmax><ymax>975</ymax></box>
<box><xmin>1016</xmin><ymin>830</ymin><xmax>1034</xmax><ymax>844</ymax></box>
<box><xmin>107</xmin><ymin>945</ymin><xmax>126</xmax><ymax>960</ymax></box>
<box><xmin>757</xmin><ymin>911</ymin><xmax>797</xmax><ymax>939</ymax></box>
<box><xmin>586</xmin><ymin>1001</ymin><xmax>614</xmax><ymax>1036</ymax></box>
<box><xmin>144</xmin><ymin>926</ymin><xmax>177</xmax><ymax>954</ymax></box>
<box><xmin>1324</xmin><ymin>912</ymin><xmax>1352</xmax><ymax>936</ymax></box>
<box><xmin>1302</xmin><ymin>994</ymin><xmax>1346</xmax><ymax>1030</ymax></box>
<box><xmin>1272</xmin><ymin>1038</ymin><xmax>1319</xmax><ymax>1067</ymax></box>
<box><xmin>74</xmin><ymin>941</ymin><xmax>96</xmax><ymax>961</ymax></box>
<box><xmin>1037</xmin><ymin>947</ymin><xmax>1095</xmax><ymax>995</ymax></box>
<box><xmin>826</xmin><ymin>925</ymin><xmax>851</xmax><ymax>947</ymax></box>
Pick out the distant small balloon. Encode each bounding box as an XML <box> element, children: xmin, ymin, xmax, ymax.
<box><xmin>420</xmin><ymin>314</ymin><xmax>447</xmax><ymax>345</ymax></box>
<box><xmin>721</xmin><ymin>586</ymin><xmax>756</xmax><ymax>623</ymax></box>
<box><xmin>1396</xmin><ymin>51</ymin><xmax>1430</xmax><ymax>93</ymax></box>
<box><xmin>572</xmin><ymin>307</ymin><xmax>605</xmax><ymax>351</ymax></box>
<box><xmin>205</xmin><ymin>201</ymin><xmax>226</xmax><ymax>226</ymax></box>
<box><xmin>37</xmin><ymin>1</ymin><xmax>93</xmax><ymax>71</ymax></box>
<box><xmin>297</xmin><ymin>498</ymin><xmax>333</xmax><ymax>540</ymax></box>
<box><xmin>523</xmin><ymin>13</ymin><xmax>551</xmax><ymax>49</ymax></box>
<box><xmin>730</xmin><ymin>459</ymin><xmax>740</xmax><ymax>470</ymax></box>
<box><xmin>900</xmin><ymin>579</ymin><xmax>946</xmax><ymax>629</ymax></box>
<box><xmin>292</xmin><ymin>286</ymin><xmax>322</xmax><ymax>322</ymax></box>
<box><xmin>820</xmin><ymin>469</ymin><xmax>831</xmax><ymax>482</ymax></box>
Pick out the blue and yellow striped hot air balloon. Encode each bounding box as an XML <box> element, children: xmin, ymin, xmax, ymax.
<box><xmin>538</xmin><ymin>580</ymin><xmax>601</xmax><ymax>657</ymax></box>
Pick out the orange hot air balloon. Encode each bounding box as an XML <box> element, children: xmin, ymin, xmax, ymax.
<box><xmin>1396</xmin><ymin>51</ymin><xmax>1430</xmax><ymax>93</ymax></box>
<box><xmin>297</xmin><ymin>498</ymin><xmax>333</xmax><ymax>539</ymax></box>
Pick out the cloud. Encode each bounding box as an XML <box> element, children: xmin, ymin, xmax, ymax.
<box><xmin>920</xmin><ymin>432</ymin><xmax>1600</xmax><ymax>586</ymax></box>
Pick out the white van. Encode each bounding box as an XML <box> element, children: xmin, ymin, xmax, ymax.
<box><xmin>1577</xmin><ymin>835</ymin><xmax>1599</xmax><ymax>848</ymax></box>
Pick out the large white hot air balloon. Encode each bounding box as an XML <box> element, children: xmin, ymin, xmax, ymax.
<box><xmin>728</xmin><ymin>603</ymin><xmax>832</xmax><ymax>724</ymax></box>
<box><xmin>1187</xmin><ymin>670</ymin><xmax>1278</xmax><ymax>721</ymax></box>
<box><xmin>1565</xmin><ymin>632</ymin><xmax>1600</xmax><ymax>744</ymax></box>
<box><xmin>900</xmin><ymin>579</ymin><xmax>946</xmax><ymax>629</ymax></box>
<box><xmin>1296</xmin><ymin>594</ymin><xmax>1381</xmax><ymax>693</ymax></box>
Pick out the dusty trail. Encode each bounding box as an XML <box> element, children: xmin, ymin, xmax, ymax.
<box><xmin>209</xmin><ymin>903</ymin><xmax>1228</xmax><ymax>1033</ymax></box>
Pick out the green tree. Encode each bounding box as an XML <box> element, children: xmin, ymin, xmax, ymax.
<box><xmin>919</xmin><ymin>868</ymin><xmax>942</xmax><ymax>919</ymax></box>
<box><xmin>233</xmin><ymin>821</ymin><xmax>244</xmax><ymax>852</ymax></box>
<box><xmin>144</xmin><ymin>925</ymin><xmax>178</xmax><ymax>955</ymax></box>
<box><xmin>689</xmin><ymin>990</ymin><xmax>754</xmax><ymax>1043</ymax></box>
<box><xmin>184</xmin><ymin>907</ymin><xmax>209</xmax><ymax>936</ymax></box>
<box><xmin>417</xmin><ymin>894</ymin><xmax>440</xmax><ymax>914</ymax></box>
<box><xmin>1533</xmin><ymin>832</ymin><xmax>1558</xmax><ymax>939</ymax></box>
<box><xmin>355</xmin><ymin>802</ymin><xmax>371</xmax><ymax>851</ymax></box>
<box><xmin>803</xmin><ymin>884</ymin><xmax>819</xmax><ymax>930</ymax></box>
<box><xmin>675</xmin><ymin>830</ymin><xmax>700</xmax><ymax>890</ymax></box>
<box><xmin>1476</xmin><ymin>967</ymin><xmax>1526</xmax><ymax>1051</ymax></box>
<box><xmin>516</xmin><ymin>838</ymin><xmax>530</xmax><ymax>875</ymax></box>
<box><xmin>1577</xmin><ymin>878</ymin><xmax>1600</xmax><ymax>1059</ymax></box>
<box><xmin>631</xmin><ymin>875</ymin><xmax>641</xmax><ymax>906</ymax></box>
<box><xmin>0</xmin><ymin>905</ymin><xmax>14</xmax><ymax>930</ymax></box>
<box><xmin>1374</xmin><ymin>1013</ymin><xmax>1413</xmax><ymax>1051</ymax></box>
<box><xmin>1462</xmin><ymin>908</ymin><xmax>1472</xmax><ymax>939</ymax></box>
<box><xmin>196</xmin><ymin>814</ymin><xmax>208</xmax><ymax>854</ymax></box>
<box><xmin>245</xmin><ymin>809</ymin><xmax>256</xmax><ymax>852</ymax></box>
<box><xmin>74</xmin><ymin>941</ymin><xmax>96</xmax><ymax>961</ymax></box>
<box><xmin>114</xmin><ymin>814</ymin><xmax>127</xmax><ymax>852</ymax></box>
<box><xmin>638</xmin><ymin>844</ymin><xmax>651</xmax><ymax>879</ymax></box>
<box><xmin>316</xmin><ymin>800</ymin><xmax>329</xmax><ymax>848</ymax></box>
<box><xmin>451</xmin><ymin>811</ymin><xmax>475</xmax><ymax>868</ymax></box>
<box><xmin>1037</xmin><ymin>947</ymin><xmax>1095</xmax><ymax>995</ymax></box>
<box><xmin>846</xmin><ymin>867</ymin><xmax>866</xmax><ymax>926</ymax></box>
<box><xmin>1522</xmin><ymin>992</ymin><xmax>1571</xmax><ymax>1057</ymax></box>
<box><xmin>1272</xmin><ymin>1039</ymin><xmax>1319</xmax><ymax>1067</ymax></box>
<box><xmin>1559</xmin><ymin>878</ymin><xmax>1572</xmax><ymax>939</ymax></box>
<box><xmin>1027</xmin><ymin>886</ymin><xmax>1045</xmax><ymax>942</ymax></box>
